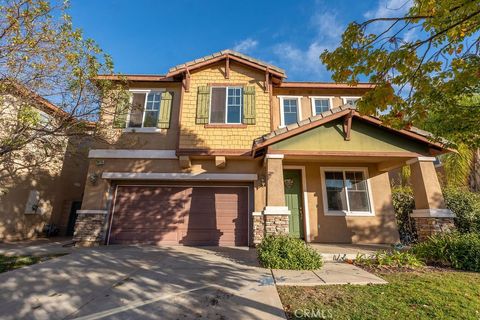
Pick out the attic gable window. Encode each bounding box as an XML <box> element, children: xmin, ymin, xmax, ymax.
<box><xmin>279</xmin><ymin>96</ymin><xmax>302</xmax><ymax>127</ymax></box>
<box><xmin>342</xmin><ymin>96</ymin><xmax>360</xmax><ymax>106</ymax></box>
<box><xmin>310</xmin><ymin>97</ymin><xmax>333</xmax><ymax>115</ymax></box>
<box><xmin>209</xmin><ymin>87</ymin><xmax>243</xmax><ymax>124</ymax></box>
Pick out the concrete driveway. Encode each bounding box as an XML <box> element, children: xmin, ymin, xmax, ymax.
<box><xmin>0</xmin><ymin>246</ymin><xmax>286</xmax><ymax>320</ymax></box>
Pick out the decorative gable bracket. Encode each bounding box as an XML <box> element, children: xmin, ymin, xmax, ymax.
<box><xmin>343</xmin><ymin>110</ymin><xmax>353</xmax><ymax>141</ymax></box>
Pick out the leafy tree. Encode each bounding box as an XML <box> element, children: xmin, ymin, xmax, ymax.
<box><xmin>321</xmin><ymin>0</ymin><xmax>480</xmax><ymax>131</ymax></box>
<box><xmin>0</xmin><ymin>0</ymin><xmax>125</xmax><ymax>174</ymax></box>
<box><xmin>422</xmin><ymin>95</ymin><xmax>479</xmax><ymax>189</ymax></box>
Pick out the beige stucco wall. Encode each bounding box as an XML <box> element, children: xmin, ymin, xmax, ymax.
<box><xmin>410</xmin><ymin>160</ymin><xmax>445</xmax><ymax>210</ymax></box>
<box><xmin>178</xmin><ymin>61</ymin><xmax>271</xmax><ymax>150</ymax></box>
<box><xmin>81</xmin><ymin>155</ymin><xmax>400</xmax><ymax>244</ymax></box>
<box><xmin>80</xmin><ymin>157</ymin><xmax>264</xmax><ymax>210</ymax></box>
<box><xmin>271</xmin><ymin>87</ymin><xmax>370</xmax><ymax>129</ymax></box>
<box><xmin>97</xmin><ymin>82</ymin><xmax>182</xmax><ymax>150</ymax></box>
<box><xmin>285</xmin><ymin>161</ymin><xmax>399</xmax><ymax>244</ymax></box>
<box><xmin>0</xmin><ymin>136</ymin><xmax>89</xmax><ymax>240</ymax></box>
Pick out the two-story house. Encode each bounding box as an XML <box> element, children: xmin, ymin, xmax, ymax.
<box><xmin>73</xmin><ymin>50</ymin><xmax>454</xmax><ymax>247</ymax></box>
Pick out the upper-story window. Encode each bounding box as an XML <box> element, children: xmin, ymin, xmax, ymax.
<box><xmin>113</xmin><ymin>88</ymin><xmax>173</xmax><ymax>130</ymax></box>
<box><xmin>279</xmin><ymin>96</ymin><xmax>302</xmax><ymax>127</ymax></box>
<box><xmin>128</xmin><ymin>90</ymin><xmax>163</xmax><ymax>128</ymax></box>
<box><xmin>341</xmin><ymin>96</ymin><xmax>361</xmax><ymax>106</ymax></box>
<box><xmin>210</xmin><ymin>87</ymin><xmax>243</xmax><ymax>124</ymax></box>
<box><xmin>310</xmin><ymin>97</ymin><xmax>333</xmax><ymax>116</ymax></box>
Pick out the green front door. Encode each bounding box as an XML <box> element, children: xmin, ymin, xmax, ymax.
<box><xmin>283</xmin><ymin>170</ymin><xmax>304</xmax><ymax>239</ymax></box>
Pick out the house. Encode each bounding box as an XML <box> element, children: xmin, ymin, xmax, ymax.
<box><xmin>73</xmin><ymin>50</ymin><xmax>455</xmax><ymax>247</ymax></box>
<box><xmin>0</xmin><ymin>83</ymin><xmax>91</xmax><ymax>240</ymax></box>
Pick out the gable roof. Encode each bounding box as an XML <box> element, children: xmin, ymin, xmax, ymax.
<box><xmin>166</xmin><ymin>49</ymin><xmax>286</xmax><ymax>78</ymax></box>
<box><xmin>252</xmin><ymin>105</ymin><xmax>450</xmax><ymax>154</ymax></box>
<box><xmin>5</xmin><ymin>80</ymin><xmax>96</xmax><ymax>128</ymax></box>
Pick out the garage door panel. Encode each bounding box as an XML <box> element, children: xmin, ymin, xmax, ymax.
<box><xmin>109</xmin><ymin>185</ymin><xmax>249</xmax><ymax>246</ymax></box>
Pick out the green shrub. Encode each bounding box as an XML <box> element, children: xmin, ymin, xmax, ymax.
<box><xmin>413</xmin><ymin>232</ymin><xmax>480</xmax><ymax>272</ymax></box>
<box><xmin>355</xmin><ymin>250</ymin><xmax>424</xmax><ymax>269</ymax></box>
<box><xmin>257</xmin><ymin>235</ymin><xmax>323</xmax><ymax>270</ymax></box>
<box><xmin>391</xmin><ymin>186</ymin><xmax>417</xmax><ymax>244</ymax></box>
<box><xmin>443</xmin><ymin>188</ymin><xmax>480</xmax><ymax>233</ymax></box>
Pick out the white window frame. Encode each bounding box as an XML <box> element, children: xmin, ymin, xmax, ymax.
<box><xmin>320</xmin><ymin>167</ymin><xmax>375</xmax><ymax>217</ymax></box>
<box><xmin>208</xmin><ymin>86</ymin><xmax>243</xmax><ymax>124</ymax></box>
<box><xmin>341</xmin><ymin>96</ymin><xmax>361</xmax><ymax>106</ymax></box>
<box><xmin>125</xmin><ymin>88</ymin><xmax>165</xmax><ymax>131</ymax></box>
<box><xmin>278</xmin><ymin>96</ymin><xmax>302</xmax><ymax>128</ymax></box>
<box><xmin>310</xmin><ymin>96</ymin><xmax>334</xmax><ymax>116</ymax></box>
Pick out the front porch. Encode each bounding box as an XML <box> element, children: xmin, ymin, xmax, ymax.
<box><xmin>251</xmin><ymin>106</ymin><xmax>455</xmax><ymax>245</ymax></box>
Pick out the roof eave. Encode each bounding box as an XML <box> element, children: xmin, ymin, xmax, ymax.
<box><xmin>166</xmin><ymin>52</ymin><xmax>286</xmax><ymax>79</ymax></box>
<box><xmin>252</xmin><ymin>107</ymin><xmax>450</xmax><ymax>155</ymax></box>
<box><xmin>277</xmin><ymin>82</ymin><xmax>377</xmax><ymax>89</ymax></box>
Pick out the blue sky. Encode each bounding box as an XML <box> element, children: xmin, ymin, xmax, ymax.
<box><xmin>69</xmin><ymin>0</ymin><xmax>411</xmax><ymax>81</ymax></box>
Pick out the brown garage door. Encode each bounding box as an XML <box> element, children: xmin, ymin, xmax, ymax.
<box><xmin>108</xmin><ymin>185</ymin><xmax>249</xmax><ymax>246</ymax></box>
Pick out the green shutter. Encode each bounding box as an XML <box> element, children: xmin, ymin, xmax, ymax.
<box><xmin>157</xmin><ymin>91</ymin><xmax>173</xmax><ymax>129</ymax></box>
<box><xmin>196</xmin><ymin>86</ymin><xmax>210</xmax><ymax>124</ymax></box>
<box><xmin>113</xmin><ymin>97</ymin><xmax>130</xmax><ymax>128</ymax></box>
<box><xmin>243</xmin><ymin>86</ymin><xmax>256</xmax><ymax>125</ymax></box>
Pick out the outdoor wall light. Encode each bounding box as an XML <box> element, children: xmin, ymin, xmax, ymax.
<box><xmin>89</xmin><ymin>172</ymin><xmax>99</xmax><ymax>185</ymax></box>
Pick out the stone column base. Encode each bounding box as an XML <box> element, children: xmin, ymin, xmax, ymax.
<box><xmin>252</xmin><ymin>213</ymin><xmax>265</xmax><ymax>245</ymax></box>
<box><xmin>252</xmin><ymin>206</ymin><xmax>291</xmax><ymax>245</ymax></box>
<box><xmin>412</xmin><ymin>217</ymin><xmax>455</xmax><ymax>242</ymax></box>
<box><xmin>73</xmin><ymin>210</ymin><xmax>108</xmax><ymax>247</ymax></box>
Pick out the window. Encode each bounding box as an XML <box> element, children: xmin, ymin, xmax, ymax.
<box><xmin>321</xmin><ymin>168</ymin><xmax>373</xmax><ymax>216</ymax></box>
<box><xmin>279</xmin><ymin>96</ymin><xmax>301</xmax><ymax>127</ymax></box>
<box><xmin>210</xmin><ymin>87</ymin><xmax>243</xmax><ymax>124</ymax></box>
<box><xmin>127</xmin><ymin>90</ymin><xmax>163</xmax><ymax>128</ymax></box>
<box><xmin>310</xmin><ymin>97</ymin><xmax>332</xmax><ymax>115</ymax></box>
<box><xmin>342</xmin><ymin>97</ymin><xmax>360</xmax><ymax>106</ymax></box>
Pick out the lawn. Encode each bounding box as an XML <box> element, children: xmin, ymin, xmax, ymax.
<box><xmin>278</xmin><ymin>269</ymin><xmax>480</xmax><ymax>319</ymax></box>
<box><xmin>0</xmin><ymin>254</ymin><xmax>65</xmax><ymax>273</ymax></box>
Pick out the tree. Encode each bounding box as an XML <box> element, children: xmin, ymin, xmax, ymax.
<box><xmin>0</xmin><ymin>0</ymin><xmax>125</xmax><ymax>173</ymax></box>
<box><xmin>321</xmin><ymin>0</ymin><xmax>480</xmax><ymax>132</ymax></box>
<box><xmin>422</xmin><ymin>95</ymin><xmax>480</xmax><ymax>190</ymax></box>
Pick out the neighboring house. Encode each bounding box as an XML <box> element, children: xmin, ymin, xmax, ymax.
<box><xmin>73</xmin><ymin>50</ymin><xmax>454</xmax><ymax>247</ymax></box>
<box><xmin>0</xmin><ymin>84</ymin><xmax>91</xmax><ymax>240</ymax></box>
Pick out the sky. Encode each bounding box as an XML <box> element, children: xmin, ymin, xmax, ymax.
<box><xmin>68</xmin><ymin>0</ymin><xmax>412</xmax><ymax>81</ymax></box>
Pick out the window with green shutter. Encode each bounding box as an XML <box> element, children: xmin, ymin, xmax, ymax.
<box><xmin>157</xmin><ymin>91</ymin><xmax>173</xmax><ymax>128</ymax></box>
<box><xmin>113</xmin><ymin>100</ymin><xmax>129</xmax><ymax>128</ymax></box>
<box><xmin>196</xmin><ymin>86</ymin><xmax>210</xmax><ymax>124</ymax></box>
<box><xmin>242</xmin><ymin>86</ymin><xmax>256</xmax><ymax>124</ymax></box>
<box><xmin>114</xmin><ymin>90</ymin><xmax>172</xmax><ymax>129</ymax></box>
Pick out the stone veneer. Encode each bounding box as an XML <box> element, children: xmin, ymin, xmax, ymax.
<box><xmin>413</xmin><ymin>217</ymin><xmax>455</xmax><ymax>242</ymax></box>
<box><xmin>253</xmin><ymin>214</ymin><xmax>290</xmax><ymax>245</ymax></box>
<box><xmin>73</xmin><ymin>213</ymin><xmax>107</xmax><ymax>247</ymax></box>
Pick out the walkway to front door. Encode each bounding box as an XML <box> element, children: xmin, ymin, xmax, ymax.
<box><xmin>283</xmin><ymin>170</ymin><xmax>304</xmax><ymax>239</ymax></box>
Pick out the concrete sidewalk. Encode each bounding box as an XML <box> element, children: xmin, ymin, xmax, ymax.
<box><xmin>272</xmin><ymin>262</ymin><xmax>387</xmax><ymax>286</ymax></box>
<box><xmin>0</xmin><ymin>237</ymin><xmax>74</xmax><ymax>256</ymax></box>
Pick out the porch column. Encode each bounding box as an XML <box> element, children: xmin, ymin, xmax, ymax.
<box><xmin>408</xmin><ymin>157</ymin><xmax>455</xmax><ymax>241</ymax></box>
<box><xmin>73</xmin><ymin>160</ymin><xmax>112</xmax><ymax>247</ymax></box>
<box><xmin>256</xmin><ymin>154</ymin><xmax>290</xmax><ymax>242</ymax></box>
